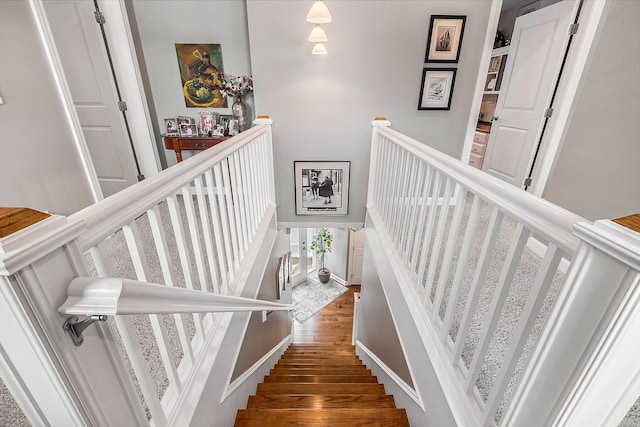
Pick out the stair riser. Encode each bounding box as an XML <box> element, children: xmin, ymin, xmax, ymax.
<box><xmin>246</xmin><ymin>395</ymin><xmax>396</xmax><ymax>409</ymax></box>
<box><xmin>263</xmin><ymin>375</ymin><xmax>378</xmax><ymax>383</ymax></box>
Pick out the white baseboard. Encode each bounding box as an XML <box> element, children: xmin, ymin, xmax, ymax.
<box><xmin>355</xmin><ymin>340</ymin><xmax>424</xmax><ymax>410</ymax></box>
<box><xmin>221</xmin><ymin>334</ymin><xmax>291</xmax><ymax>401</ymax></box>
<box><xmin>330</xmin><ymin>274</ymin><xmax>348</xmax><ymax>286</ymax></box>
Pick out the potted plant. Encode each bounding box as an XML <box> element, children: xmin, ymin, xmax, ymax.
<box><xmin>310</xmin><ymin>228</ymin><xmax>333</xmax><ymax>283</ymax></box>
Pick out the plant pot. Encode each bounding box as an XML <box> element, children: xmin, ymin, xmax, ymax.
<box><xmin>318</xmin><ymin>268</ymin><xmax>331</xmax><ymax>283</ymax></box>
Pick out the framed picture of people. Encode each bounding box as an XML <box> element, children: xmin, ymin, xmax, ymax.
<box><xmin>294</xmin><ymin>161</ymin><xmax>350</xmax><ymax>216</ymax></box>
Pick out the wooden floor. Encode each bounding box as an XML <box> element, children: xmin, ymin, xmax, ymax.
<box><xmin>234</xmin><ymin>285</ymin><xmax>410</xmax><ymax>426</ymax></box>
<box><xmin>292</xmin><ymin>285</ymin><xmax>360</xmax><ymax>345</ymax></box>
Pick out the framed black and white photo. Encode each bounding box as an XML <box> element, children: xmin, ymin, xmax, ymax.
<box><xmin>425</xmin><ymin>15</ymin><xmax>466</xmax><ymax>63</ymax></box>
<box><xmin>418</xmin><ymin>68</ymin><xmax>456</xmax><ymax>110</ymax></box>
<box><xmin>294</xmin><ymin>161</ymin><xmax>350</xmax><ymax>216</ymax></box>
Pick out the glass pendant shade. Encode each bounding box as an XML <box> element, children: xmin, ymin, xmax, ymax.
<box><xmin>306</xmin><ymin>0</ymin><xmax>332</xmax><ymax>24</ymax></box>
<box><xmin>308</xmin><ymin>25</ymin><xmax>328</xmax><ymax>42</ymax></box>
<box><xmin>312</xmin><ymin>42</ymin><xmax>328</xmax><ymax>55</ymax></box>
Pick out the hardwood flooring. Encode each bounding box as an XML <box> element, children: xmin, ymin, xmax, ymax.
<box><xmin>234</xmin><ymin>285</ymin><xmax>410</xmax><ymax>426</ymax></box>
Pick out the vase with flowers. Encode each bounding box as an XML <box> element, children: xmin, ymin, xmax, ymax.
<box><xmin>220</xmin><ymin>74</ymin><xmax>253</xmax><ymax>133</ymax></box>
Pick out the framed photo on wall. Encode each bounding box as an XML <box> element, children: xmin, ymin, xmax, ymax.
<box><xmin>425</xmin><ymin>15</ymin><xmax>466</xmax><ymax>63</ymax></box>
<box><xmin>418</xmin><ymin>68</ymin><xmax>457</xmax><ymax>110</ymax></box>
<box><xmin>294</xmin><ymin>161</ymin><xmax>350</xmax><ymax>216</ymax></box>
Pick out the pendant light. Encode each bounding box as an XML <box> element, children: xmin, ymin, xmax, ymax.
<box><xmin>306</xmin><ymin>0</ymin><xmax>332</xmax><ymax>24</ymax></box>
<box><xmin>312</xmin><ymin>42</ymin><xmax>328</xmax><ymax>55</ymax></box>
<box><xmin>308</xmin><ymin>24</ymin><xmax>328</xmax><ymax>43</ymax></box>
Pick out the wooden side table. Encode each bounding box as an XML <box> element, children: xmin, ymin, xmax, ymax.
<box><xmin>163</xmin><ymin>136</ymin><xmax>230</xmax><ymax>162</ymax></box>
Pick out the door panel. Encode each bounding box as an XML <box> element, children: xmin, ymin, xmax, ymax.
<box><xmin>44</xmin><ymin>0</ymin><xmax>138</xmax><ymax>197</ymax></box>
<box><xmin>483</xmin><ymin>1</ymin><xmax>576</xmax><ymax>188</ymax></box>
<box><xmin>290</xmin><ymin>228</ymin><xmax>312</xmax><ymax>287</ymax></box>
<box><xmin>349</xmin><ymin>228</ymin><xmax>365</xmax><ymax>285</ymax></box>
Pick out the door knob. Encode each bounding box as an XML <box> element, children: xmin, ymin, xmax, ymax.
<box><xmin>492</xmin><ymin>116</ymin><xmax>499</xmax><ymax>122</ymax></box>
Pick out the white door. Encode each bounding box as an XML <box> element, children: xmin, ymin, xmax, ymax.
<box><xmin>43</xmin><ymin>0</ymin><xmax>139</xmax><ymax>197</ymax></box>
<box><xmin>349</xmin><ymin>228</ymin><xmax>365</xmax><ymax>285</ymax></box>
<box><xmin>289</xmin><ymin>228</ymin><xmax>315</xmax><ymax>287</ymax></box>
<box><xmin>482</xmin><ymin>1</ymin><xmax>576</xmax><ymax>188</ymax></box>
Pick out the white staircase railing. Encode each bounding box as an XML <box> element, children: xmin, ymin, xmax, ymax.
<box><xmin>363</xmin><ymin>119</ymin><xmax>640</xmax><ymax>426</ymax></box>
<box><xmin>0</xmin><ymin>118</ymin><xmax>288</xmax><ymax>426</ymax></box>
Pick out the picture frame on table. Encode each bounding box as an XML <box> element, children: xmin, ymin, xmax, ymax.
<box><xmin>418</xmin><ymin>68</ymin><xmax>457</xmax><ymax>110</ymax></box>
<box><xmin>228</xmin><ymin>119</ymin><xmax>239</xmax><ymax>136</ymax></box>
<box><xmin>294</xmin><ymin>161</ymin><xmax>350</xmax><ymax>216</ymax></box>
<box><xmin>164</xmin><ymin>118</ymin><xmax>179</xmax><ymax>136</ymax></box>
<box><xmin>425</xmin><ymin>15</ymin><xmax>466</xmax><ymax>63</ymax></box>
<box><xmin>198</xmin><ymin>111</ymin><xmax>215</xmax><ymax>136</ymax></box>
<box><xmin>179</xmin><ymin>123</ymin><xmax>198</xmax><ymax>137</ymax></box>
<box><xmin>211</xmin><ymin>124</ymin><xmax>225</xmax><ymax>137</ymax></box>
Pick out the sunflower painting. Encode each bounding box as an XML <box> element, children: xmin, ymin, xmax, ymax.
<box><xmin>175</xmin><ymin>43</ymin><xmax>227</xmax><ymax>108</ymax></box>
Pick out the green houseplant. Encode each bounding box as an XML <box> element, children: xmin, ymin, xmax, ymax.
<box><xmin>310</xmin><ymin>228</ymin><xmax>333</xmax><ymax>283</ymax></box>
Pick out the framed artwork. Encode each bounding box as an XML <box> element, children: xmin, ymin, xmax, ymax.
<box><xmin>425</xmin><ymin>15</ymin><xmax>466</xmax><ymax>63</ymax></box>
<box><xmin>418</xmin><ymin>68</ymin><xmax>457</xmax><ymax>110</ymax></box>
<box><xmin>294</xmin><ymin>161</ymin><xmax>350</xmax><ymax>216</ymax></box>
<box><xmin>164</xmin><ymin>118</ymin><xmax>179</xmax><ymax>136</ymax></box>
<box><xmin>175</xmin><ymin>43</ymin><xmax>226</xmax><ymax>108</ymax></box>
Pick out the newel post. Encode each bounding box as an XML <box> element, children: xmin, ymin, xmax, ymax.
<box><xmin>504</xmin><ymin>215</ymin><xmax>640</xmax><ymax>426</ymax></box>
<box><xmin>0</xmin><ymin>208</ymin><xmax>146</xmax><ymax>426</ymax></box>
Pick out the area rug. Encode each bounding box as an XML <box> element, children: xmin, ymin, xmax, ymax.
<box><xmin>292</xmin><ymin>277</ymin><xmax>348</xmax><ymax>323</ymax></box>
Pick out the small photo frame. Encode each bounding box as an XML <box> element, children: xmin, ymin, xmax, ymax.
<box><xmin>418</xmin><ymin>68</ymin><xmax>457</xmax><ymax>110</ymax></box>
<box><xmin>425</xmin><ymin>15</ymin><xmax>466</xmax><ymax>63</ymax></box>
<box><xmin>164</xmin><ymin>118</ymin><xmax>179</xmax><ymax>136</ymax></box>
<box><xmin>199</xmin><ymin>111</ymin><xmax>215</xmax><ymax>136</ymax></box>
<box><xmin>228</xmin><ymin>119</ymin><xmax>239</xmax><ymax>136</ymax></box>
<box><xmin>211</xmin><ymin>124</ymin><xmax>225</xmax><ymax>137</ymax></box>
<box><xmin>179</xmin><ymin>123</ymin><xmax>198</xmax><ymax>136</ymax></box>
<box><xmin>294</xmin><ymin>161</ymin><xmax>350</xmax><ymax>216</ymax></box>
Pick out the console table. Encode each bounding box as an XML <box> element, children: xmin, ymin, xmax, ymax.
<box><xmin>163</xmin><ymin>136</ymin><xmax>230</xmax><ymax>163</ymax></box>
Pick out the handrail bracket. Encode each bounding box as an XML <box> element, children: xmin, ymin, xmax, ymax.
<box><xmin>63</xmin><ymin>315</ymin><xmax>107</xmax><ymax>346</ymax></box>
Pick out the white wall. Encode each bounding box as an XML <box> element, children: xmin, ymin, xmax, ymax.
<box><xmin>247</xmin><ymin>0</ymin><xmax>491</xmax><ymax>226</ymax></box>
<box><xmin>131</xmin><ymin>0</ymin><xmax>254</xmax><ymax>167</ymax></box>
<box><xmin>0</xmin><ymin>1</ymin><xmax>94</xmax><ymax>215</ymax></box>
<box><xmin>543</xmin><ymin>0</ymin><xmax>640</xmax><ymax>221</ymax></box>
<box><xmin>231</xmin><ymin>230</ymin><xmax>292</xmax><ymax>381</ymax></box>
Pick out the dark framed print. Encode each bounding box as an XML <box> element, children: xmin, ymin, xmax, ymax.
<box><xmin>425</xmin><ymin>15</ymin><xmax>466</xmax><ymax>63</ymax></box>
<box><xmin>294</xmin><ymin>161</ymin><xmax>350</xmax><ymax>216</ymax></box>
<box><xmin>418</xmin><ymin>68</ymin><xmax>457</xmax><ymax>110</ymax></box>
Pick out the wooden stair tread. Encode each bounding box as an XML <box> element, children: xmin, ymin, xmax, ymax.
<box><xmin>271</xmin><ymin>367</ymin><xmax>371</xmax><ymax>375</ymax></box>
<box><xmin>256</xmin><ymin>383</ymin><xmax>386</xmax><ymax>395</ymax></box>
<box><xmin>277</xmin><ymin>358</ymin><xmax>364</xmax><ymax>365</ymax></box>
<box><xmin>234</xmin><ymin>287</ymin><xmax>409</xmax><ymax>426</ymax></box>
<box><xmin>263</xmin><ymin>374</ymin><xmax>378</xmax><ymax>383</ymax></box>
<box><xmin>246</xmin><ymin>394</ymin><xmax>396</xmax><ymax>409</ymax></box>
<box><xmin>234</xmin><ymin>408</ymin><xmax>410</xmax><ymax>426</ymax></box>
